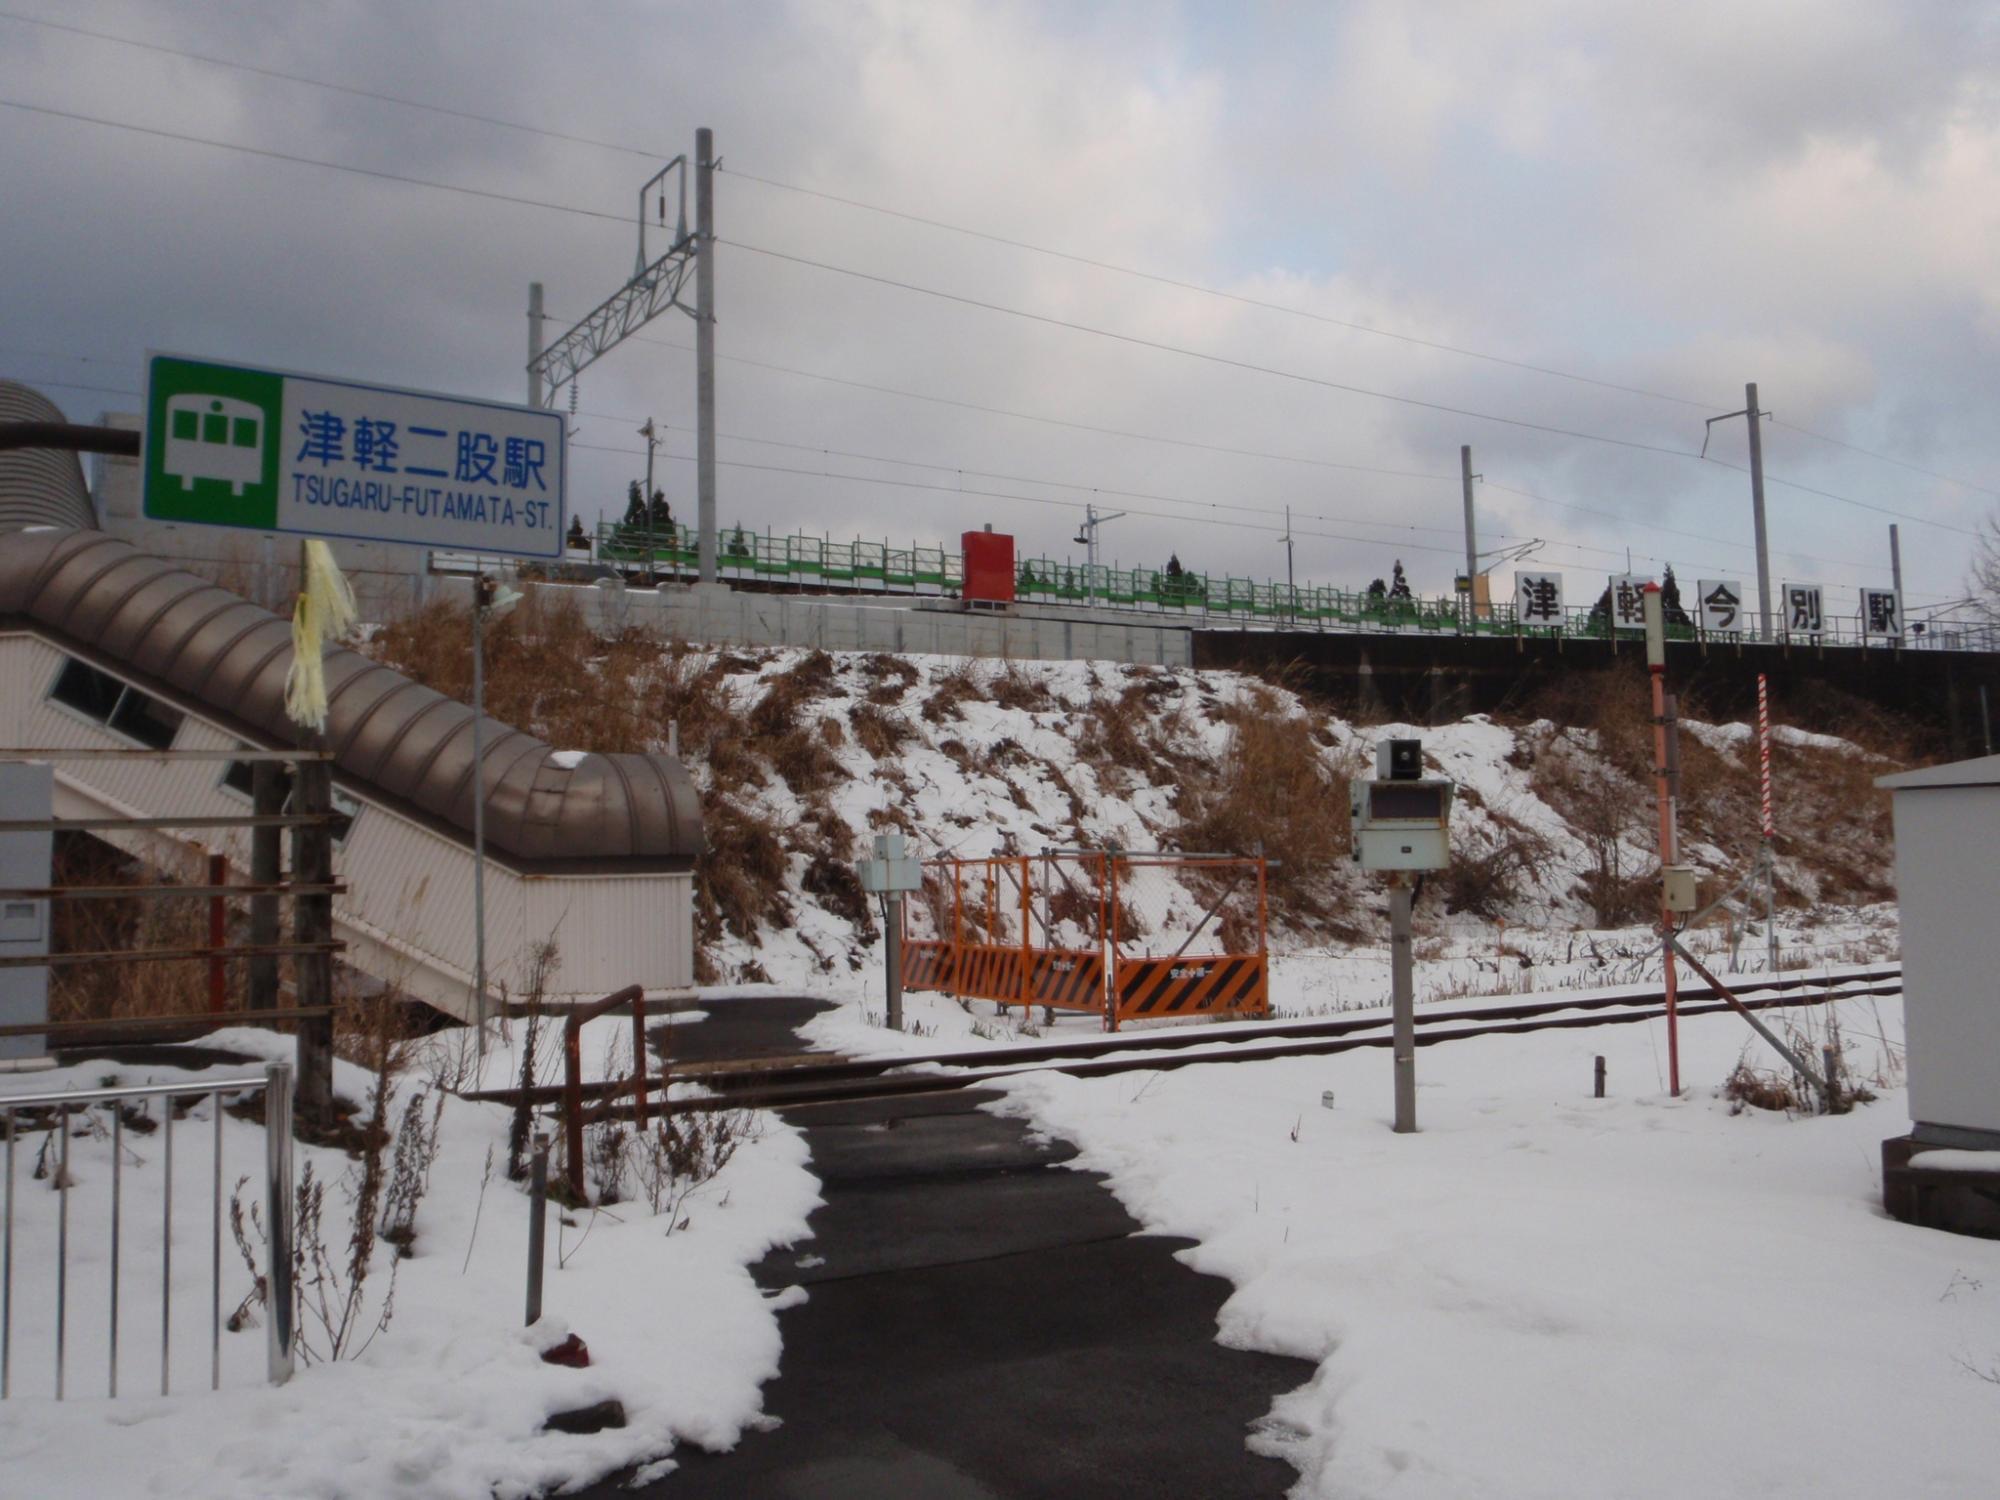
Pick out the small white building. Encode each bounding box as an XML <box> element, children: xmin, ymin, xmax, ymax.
<box><xmin>1877</xmin><ymin>754</ymin><xmax>2000</xmax><ymax>1236</ymax></box>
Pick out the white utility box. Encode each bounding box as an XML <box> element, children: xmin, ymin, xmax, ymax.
<box><xmin>1350</xmin><ymin>739</ymin><xmax>1454</xmax><ymax>873</ymax></box>
<box><xmin>859</xmin><ymin>831</ymin><xmax>923</xmax><ymax>894</ymax></box>
<box><xmin>1877</xmin><ymin>754</ymin><xmax>2000</xmax><ymax>1147</ymax></box>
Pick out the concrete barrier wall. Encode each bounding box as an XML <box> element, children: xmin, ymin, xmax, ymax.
<box><xmin>440</xmin><ymin>576</ymin><xmax>1196</xmax><ymax>667</ymax></box>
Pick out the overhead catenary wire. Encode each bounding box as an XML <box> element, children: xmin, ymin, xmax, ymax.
<box><xmin>723</xmin><ymin>237</ymin><xmax>1986</xmax><ymax>540</ymax></box>
<box><xmin>14</xmin><ymin>4</ymin><xmax>1993</xmax><ymax>507</ymax></box>
<box><xmin>2</xmin><ymin>89</ymin><xmax>1980</xmax><ymax>546</ymax></box>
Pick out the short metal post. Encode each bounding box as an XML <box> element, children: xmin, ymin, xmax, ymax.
<box><xmin>1390</xmin><ymin>877</ymin><xmax>1416</xmax><ymax>1133</ymax></box>
<box><xmin>56</xmin><ymin>1108</ymin><xmax>68</xmax><ymax>1399</ymax></box>
<box><xmin>525</xmin><ymin>1134</ymin><xmax>549</xmax><ymax>1326</ymax></box>
<box><xmin>161</xmin><ymin>1105</ymin><xmax>172</xmax><ymax>1395</ymax></box>
<box><xmin>109</xmin><ymin>1110</ymin><xmax>120</xmax><ymax>1396</ymax></box>
<box><xmin>211</xmin><ymin>1090</ymin><xmax>223</xmax><ymax>1390</ymax></box>
<box><xmin>2</xmin><ymin>1109</ymin><xmax>11</xmax><ymax>1398</ymax></box>
<box><xmin>1593</xmin><ymin>1055</ymin><xmax>1606</xmax><ymax>1099</ymax></box>
<box><xmin>264</xmin><ymin>1062</ymin><xmax>295</xmax><ymax>1385</ymax></box>
<box><xmin>1822</xmin><ymin>1046</ymin><xmax>1840</xmax><ymax>1113</ymax></box>
<box><xmin>885</xmin><ymin>891</ymin><xmax>904</xmax><ymax>1032</ymax></box>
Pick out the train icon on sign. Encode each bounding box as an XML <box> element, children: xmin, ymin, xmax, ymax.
<box><xmin>163</xmin><ymin>394</ymin><xmax>265</xmax><ymax>496</ymax></box>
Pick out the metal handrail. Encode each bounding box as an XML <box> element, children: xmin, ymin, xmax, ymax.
<box><xmin>1</xmin><ymin>1062</ymin><xmax>295</xmax><ymax>1400</ymax></box>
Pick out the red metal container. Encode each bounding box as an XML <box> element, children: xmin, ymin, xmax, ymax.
<box><xmin>961</xmin><ymin>529</ymin><xmax>1016</xmax><ymax>603</ymax></box>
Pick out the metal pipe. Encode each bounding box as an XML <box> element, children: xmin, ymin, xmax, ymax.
<box><xmin>211</xmin><ymin>1092</ymin><xmax>223</xmax><ymax>1390</ymax></box>
<box><xmin>265</xmin><ymin>1063</ymin><xmax>294</xmax><ymax>1385</ymax></box>
<box><xmin>161</xmin><ymin>1106</ymin><xmax>172</xmax><ymax>1396</ymax></box>
<box><xmin>2</xmin><ymin>1110</ymin><xmax>11</xmax><ymax>1398</ymax></box>
<box><xmin>110</xmin><ymin>1110</ymin><xmax>121</xmax><ymax>1397</ymax></box>
<box><xmin>56</xmin><ymin>1110</ymin><xmax>68</xmax><ymax>1399</ymax></box>
<box><xmin>0</xmin><ymin>1077</ymin><xmax>271</xmax><ymax>1109</ymax></box>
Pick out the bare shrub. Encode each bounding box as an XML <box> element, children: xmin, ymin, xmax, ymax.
<box><xmin>987</xmin><ymin>662</ymin><xmax>1053</xmax><ymax>712</ymax></box>
<box><xmin>696</xmin><ymin>800</ymin><xmax>790</xmax><ymax>942</ymax></box>
<box><xmin>859</xmin><ymin>653</ymin><xmax>921</xmax><ymax>705</ymax></box>
<box><xmin>628</xmin><ymin>1108</ymin><xmax>758</xmax><ymax>1232</ymax></box>
<box><xmin>1440</xmin><ymin>818</ymin><xmax>1552</xmax><ymax>918</ymax></box>
<box><xmin>921</xmin><ymin>660</ymin><xmax>985</xmax><ymax>724</ymax></box>
<box><xmin>850</xmin><ymin>700</ymin><xmax>914</xmax><ymax>758</ymax></box>
<box><xmin>1176</xmin><ymin>705</ymin><xmax>1359</xmax><ymax>919</ymax></box>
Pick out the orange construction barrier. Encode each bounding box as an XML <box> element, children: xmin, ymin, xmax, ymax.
<box><xmin>897</xmin><ymin>850</ymin><xmax>1267</xmax><ymax>1029</ymax></box>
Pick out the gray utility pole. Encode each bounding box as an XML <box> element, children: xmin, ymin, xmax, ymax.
<box><xmin>1890</xmin><ymin>524</ymin><xmax>1905</xmax><ymax>645</ymax></box>
<box><xmin>695</xmin><ymin>126</ymin><xmax>718</xmax><ymax>585</ymax></box>
<box><xmin>1701</xmin><ymin>384</ymin><xmax>1774</xmax><ymax>638</ymax></box>
<box><xmin>1746</xmin><ymin>382</ymin><xmax>1771</xmax><ymax>639</ymax></box>
<box><xmin>883</xmin><ymin>892</ymin><xmax>904</xmax><ymax>1033</ymax></box>
<box><xmin>639</xmin><ymin>418</ymin><xmax>660</xmax><ymax>581</ymax></box>
<box><xmin>1464</xmin><ymin>450</ymin><xmax>1480</xmax><ymax>604</ymax></box>
<box><xmin>1460</xmin><ymin>445</ymin><xmax>1479</xmax><ymax>624</ymax></box>
<box><xmin>526</xmin><ymin>281</ymin><xmax>545</xmax><ymax>408</ymax></box>
<box><xmin>1280</xmin><ymin>504</ymin><xmax>1295</xmax><ymax>623</ymax></box>
<box><xmin>1390</xmin><ymin>874</ymin><xmax>1416</xmax><ymax>1133</ymax></box>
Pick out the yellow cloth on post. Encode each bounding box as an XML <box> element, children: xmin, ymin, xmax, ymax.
<box><xmin>283</xmin><ymin>540</ymin><xmax>359</xmax><ymax>732</ymax></box>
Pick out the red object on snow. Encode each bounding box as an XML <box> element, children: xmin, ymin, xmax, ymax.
<box><xmin>961</xmin><ymin>529</ymin><xmax>1016</xmax><ymax>604</ymax></box>
<box><xmin>541</xmin><ymin>1333</ymin><xmax>591</xmax><ymax>1368</ymax></box>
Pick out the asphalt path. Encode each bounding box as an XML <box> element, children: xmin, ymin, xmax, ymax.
<box><xmin>576</xmin><ymin>994</ymin><xmax>1309</xmax><ymax>1499</ymax></box>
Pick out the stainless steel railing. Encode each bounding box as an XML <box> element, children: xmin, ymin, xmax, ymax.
<box><xmin>1</xmin><ymin>1060</ymin><xmax>295</xmax><ymax>1399</ymax></box>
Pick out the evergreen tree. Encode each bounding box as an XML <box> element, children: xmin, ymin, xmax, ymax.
<box><xmin>1366</xmin><ymin>577</ymin><xmax>1387</xmax><ymax>600</ymax></box>
<box><xmin>1388</xmin><ymin>560</ymin><xmax>1413</xmax><ymax>601</ymax></box>
<box><xmin>621</xmin><ymin>480</ymin><xmax>647</xmax><ymax>530</ymax></box>
<box><xmin>649</xmin><ymin>489</ymin><xmax>673</xmax><ymax>533</ymax></box>
<box><xmin>1661</xmin><ymin>565</ymin><xmax>1692</xmax><ymax>628</ymax></box>
<box><xmin>1165</xmin><ymin>552</ymin><xmax>1184</xmax><ymax>578</ymax></box>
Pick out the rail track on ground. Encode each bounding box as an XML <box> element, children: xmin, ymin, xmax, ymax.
<box><xmin>475</xmin><ymin>965</ymin><xmax>1901</xmax><ymax>1119</ymax></box>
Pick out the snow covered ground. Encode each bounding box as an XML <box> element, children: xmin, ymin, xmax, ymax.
<box><xmin>993</xmin><ymin>992</ymin><xmax>2000</xmax><ymax>1499</ymax></box>
<box><xmin>0</xmin><ymin>1017</ymin><xmax>818</xmax><ymax>1499</ymax></box>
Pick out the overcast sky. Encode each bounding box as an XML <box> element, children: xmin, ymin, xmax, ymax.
<box><xmin>3</xmin><ymin>1</ymin><xmax>1996</xmax><ymax>616</ymax></box>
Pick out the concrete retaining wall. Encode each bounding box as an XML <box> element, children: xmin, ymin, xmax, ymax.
<box><xmin>442</xmin><ymin>576</ymin><xmax>1196</xmax><ymax>666</ymax></box>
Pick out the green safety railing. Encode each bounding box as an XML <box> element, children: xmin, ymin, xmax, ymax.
<box><xmin>586</xmin><ymin>520</ymin><xmax>1990</xmax><ymax>652</ymax></box>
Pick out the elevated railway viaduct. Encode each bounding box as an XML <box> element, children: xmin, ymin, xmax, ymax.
<box><xmin>1193</xmin><ymin>625</ymin><xmax>2000</xmax><ymax>756</ymax></box>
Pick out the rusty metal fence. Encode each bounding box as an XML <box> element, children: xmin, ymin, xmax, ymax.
<box><xmin>900</xmin><ymin>851</ymin><xmax>1266</xmax><ymax>1029</ymax></box>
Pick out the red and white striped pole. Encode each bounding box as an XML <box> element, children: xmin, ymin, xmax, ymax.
<box><xmin>1643</xmin><ymin>584</ymin><xmax>1680</xmax><ymax>1095</ymax></box>
<box><xmin>1757</xmin><ymin>673</ymin><xmax>1774</xmax><ymax>840</ymax></box>
<box><xmin>1758</xmin><ymin>673</ymin><xmax>1778</xmax><ymax>971</ymax></box>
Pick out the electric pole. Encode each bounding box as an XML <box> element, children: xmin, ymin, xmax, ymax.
<box><xmin>1460</xmin><ymin>444</ymin><xmax>1478</xmax><ymax>625</ymax></box>
<box><xmin>1701</xmin><ymin>383</ymin><xmax>1774</xmax><ymax>639</ymax></box>
<box><xmin>527</xmin><ymin>281</ymin><xmax>545</xmax><ymax>408</ymax></box>
<box><xmin>695</xmin><ymin>126</ymin><xmax>718</xmax><ymax>585</ymax></box>
<box><xmin>639</xmin><ymin>418</ymin><xmax>660</xmax><ymax>584</ymax></box>
<box><xmin>1280</xmin><ymin>504</ymin><xmax>1295</xmax><ymax>625</ymax></box>
<box><xmin>1746</xmin><ymin>382</ymin><xmax>1771</xmax><ymax>639</ymax></box>
<box><xmin>1890</xmin><ymin>524</ymin><xmax>1905</xmax><ymax>646</ymax></box>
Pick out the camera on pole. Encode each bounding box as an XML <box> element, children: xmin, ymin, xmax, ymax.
<box><xmin>1349</xmin><ymin>738</ymin><xmax>1454</xmax><ymax>1134</ymax></box>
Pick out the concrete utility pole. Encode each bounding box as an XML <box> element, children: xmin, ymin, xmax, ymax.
<box><xmin>1280</xmin><ymin>504</ymin><xmax>1295</xmax><ymax>624</ymax></box>
<box><xmin>1389</xmin><ymin>874</ymin><xmax>1416</xmax><ymax>1133</ymax></box>
<box><xmin>1460</xmin><ymin>444</ymin><xmax>1479</xmax><ymax>626</ymax></box>
<box><xmin>1890</xmin><ymin>524</ymin><xmax>1905</xmax><ymax>646</ymax></box>
<box><xmin>1702</xmin><ymin>383</ymin><xmax>1774</xmax><ymax>638</ymax></box>
<box><xmin>527</xmin><ymin>281</ymin><xmax>545</xmax><ymax>409</ymax></box>
<box><xmin>695</xmin><ymin>126</ymin><xmax>718</xmax><ymax>585</ymax></box>
<box><xmin>1746</xmin><ymin>383</ymin><xmax>1772</xmax><ymax>638</ymax></box>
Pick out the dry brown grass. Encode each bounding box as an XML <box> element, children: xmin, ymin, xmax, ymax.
<box><xmin>921</xmin><ymin>660</ymin><xmax>985</xmax><ymax>724</ymax></box>
<box><xmin>1174</xmin><ymin>692</ymin><xmax>1360</xmax><ymax>921</ymax></box>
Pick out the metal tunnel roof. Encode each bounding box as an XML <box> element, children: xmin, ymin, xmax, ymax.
<box><xmin>0</xmin><ymin>528</ymin><xmax>703</xmax><ymax>872</ymax></box>
<box><xmin>0</xmin><ymin>381</ymin><xmax>100</xmax><ymax>533</ymax></box>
